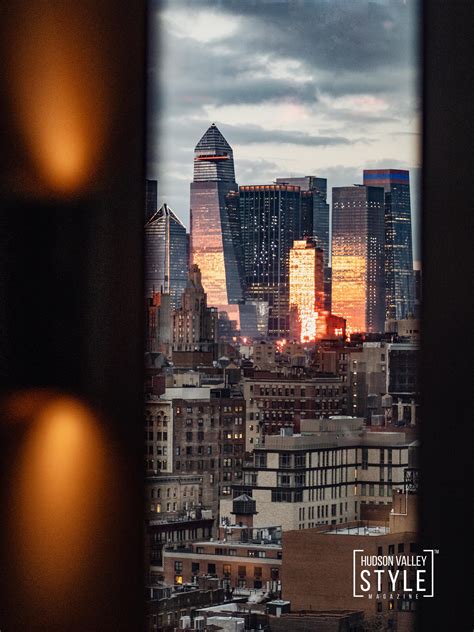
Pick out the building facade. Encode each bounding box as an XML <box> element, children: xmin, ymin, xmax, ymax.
<box><xmin>172</xmin><ymin>265</ymin><xmax>218</xmax><ymax>353</ymax></box>
<box><xmin>363</xmin><ymin>170</ymin><xmax>415</xmax><ymax>320</ymax></box>
<box><xmin>332</xmin><ymin>185</ymin><xmax>385</xmax><ymax>334</ymax></box>
<box><xmin>239</xmin><ymin>184</ymin><xmax>301</xmax><ymax>339</ymax></box>
<box><xmin>242</xmin><ymin>376</ymin><xmax>348</xmax><ymax>451</ymax></box>
<box><xmin>145</xmin><ymin>203</ymin><xmax>188</xmax><ymax>310</ymax></box>
<box><xmin>220</xmin><ymin>419</ymin><xmax>412</xmax><ymax>532</ymax></box>
<box><xmin>146</xmin><ymin>291</ymin><xmax>172</xmax><ymax>354</ymax></box>
<box><xmin>276</xmin><ymin>176</ymin><xmax>331</xmax><ymax>310</ymax></box>
<box><xmin>289</xmin><ymin>239</ymin><xmax>325</xmax><ymax>342</ymax></box>
<box><xmin>145</xmin><ymin>178</ymin><xmax>158</xmax><ymax>222</ymax></box>
<box><xmin>282</xmin><ymin>492</ymin><xmax>419</xmax><ymax>631</ymax></box>
<box><xmin>163</xmin><ymin>536</ymin><xmax>282</xmax><ymax>592</ymax></box>
<box><xmin>190</xmin><ymin>123</ymin><xmax>244</xmax><ymax>309</ymax></box>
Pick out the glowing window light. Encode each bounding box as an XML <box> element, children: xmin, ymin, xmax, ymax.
<box><xmin>289</xmin><ymin>240</ymin><xmax>324</xmax><ymax>342</ymax></box>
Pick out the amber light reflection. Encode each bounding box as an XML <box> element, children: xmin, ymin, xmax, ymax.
<box><xmin>332</xmin><ymin>254</ymin><xmax>367</xmax><ymax>334</ymax></box>
<box><xmin>6</xmin><ymin>392</ymin><xmax>108</xmax><ymax>600</ymax></box>
<box><xmin>289</xmin><ymin>240</ymin><xmax>324</xmax><ymax>342</ymax></box>
<box><xmin>6</xmin><ymin>2</ymin><xmax>110</xmax><ymax>194</ymax></box>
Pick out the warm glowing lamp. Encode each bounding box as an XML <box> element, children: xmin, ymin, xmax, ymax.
<box><xmin>0</xmin><ymin>2</ymin><xmax>145</xmax><ymax>629</ymax></box>
<box><xmin>5</xmin><ymin>3</ymin><xmax>111</xmax><ymax>197</ymax></box>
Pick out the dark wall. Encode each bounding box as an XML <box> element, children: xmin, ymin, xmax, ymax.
<box><xmin>0</xmin><ymin>1</ymin><xmax>146</xmax><ymax>630</ymax></box>
<box><xmin>420</xmin><ymin>1</ymin><xmax>473</xmax><ymax>631</ymax></box>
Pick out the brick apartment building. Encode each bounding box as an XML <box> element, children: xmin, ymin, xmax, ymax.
<box><xmin>243</xmin><ymin>375</ymin><xmax>348</xmax><ymax>450</ymax></box>
<box><xmin>145</xmin><ymin>508</ymin><xmax>214</xmax><ymax>583</ymax></box>
<box><xmin>145</xmin><ymin>386</ymin><xmax>246</xmax><ymax>519</ymax></box>
<box><xmin>163</xmin><ymin>537</ymin><xmax>282</xmax><ymax>593</ymax></box>
<box><xmin>282</xmin><ymin>491</ymin><xmax>419</xmax><ymax>632</ymax></box>
<box><xmin>145</xmin><ymin>577</ymin><xmax>224</xmax><ymax>632</ymax></box>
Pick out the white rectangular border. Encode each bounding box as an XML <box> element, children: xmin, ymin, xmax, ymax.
<box><xmin>353</xmin><ymin>549</ymin><xmax>365</xmax><ymax>597</ymax></box>
<box><xmin>423</xmin><ymin>549</ymin><xmax>435</xmax><ymax>597</ymax></box>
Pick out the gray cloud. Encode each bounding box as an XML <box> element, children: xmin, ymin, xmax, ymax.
<box><xmin>216</xmin><ymin>122</ymin><xmax>358</xmax><ymax>147</ymax></box>
<box><xmin>147</xmin><ymin>0</ymin><xmax>421</xmax><ymax>259</ymax></box>
<box><xmin>156</xmin><ymin>0</ymin><xmax>419</xmax><ymax>74</ymax></box>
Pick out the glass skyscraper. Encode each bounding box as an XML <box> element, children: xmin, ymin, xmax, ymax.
<box><xmin>239</xmin><ymin>184</ymin><xmax>301</xmax><ymax>339</ymax></box>
<box><xmin>145</xmin><ymin>203</ymin><xmax>188</xmax><ymax>310</ymax></box>
<box><xmin>332</xmin><ymin>185</ymin><xmax>385</xmax><ymax>334</ymax></box>
<box><xmin>276</xmin><ymin>176</ymin><xmax>331</xmax><ymax>311</ymax></box>
<box><xmin>289</xmin><ymin>238</ymin><xmax>325</xmax><ymax>343</ymax></box>
<box><xmin>190</xmin><ymin>123</ymin><xmax>244</xmax><ymax>309</ymax></box>
<box><xmin>145</xmin><ymin>179</ymin><xmax>158</xmax><ymax>222</ymax></box>
<box><xmin>363</xmin><ymin>169</ymin><xmax>415</xmax><ymax>320</ymax></box>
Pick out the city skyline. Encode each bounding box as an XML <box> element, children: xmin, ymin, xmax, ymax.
<box><xmin>148</xmin><ymin>0</ymin><xmax>421</xmax><ymax>262</ymax></box>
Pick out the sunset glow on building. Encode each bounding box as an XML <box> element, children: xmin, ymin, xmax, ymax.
<box><xmin>332</xmin><ymin>186</ymin><xmax>385</xmax><ymax>333</ymax></box>
<box><xmin>289</xmin><ymin>239</ymin><xmax>324</xmax><ymax>342</ymax></box>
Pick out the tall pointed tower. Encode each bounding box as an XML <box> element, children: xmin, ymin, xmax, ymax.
<box><xmin>190</xmin><ymin>123</ymin><xmax>244</xmax><ymax>309</ymax></box>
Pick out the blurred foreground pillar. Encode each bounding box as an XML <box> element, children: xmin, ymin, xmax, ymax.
<box><xmin>0</xmin><ymin>2</ymin><xmax>146</xmax><ymax>629</ymax></box>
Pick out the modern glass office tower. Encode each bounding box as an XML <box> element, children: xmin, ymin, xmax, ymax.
<box><xmin>332</xmin><ymin>185</ymin><xmax>385</xmax><ymax>334</ymax></box>
<box><xmin>276</xmin><ymin>176</ymin><xmax>331</xmax><ymax>311</ymax></box>
<box><xmin>289</xmin><ymin>239</ymin><xmax>325</xmax><ymax>342</ymax></box>
<box><xmin>363</xmin><ymin>169</ymin><xmax>415</xmax><ymax>320</ymax></box>
<box><xmin>145</xmin><ymin>203</ymin><xmax>188</xmax><ymax>310</ymax></box>
<box><xmin>239</xmin><ymin>184</ymin><xmax>301</xmax><ymax>338</ymax></box>
<box><xmin>190</xmin><ymin>123</ymin><xmax>244</xmax><ymax>308</ymax></box>
<box><xmin>145</xmin><ymin>179</ymin><xmax>158</xmax><ymax>222</ymax></box>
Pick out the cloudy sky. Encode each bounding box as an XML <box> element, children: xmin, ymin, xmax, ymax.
<box><xmin>147</xmin><ymin>0</ymin><xmax>421</xmax><ymax>262</ymax></box>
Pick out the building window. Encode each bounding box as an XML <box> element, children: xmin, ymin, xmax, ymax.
<box><xmin>191</xmin><ymin>562</ymin><xmax>200</xmax><ymax>574</ymax></box>
<box><xmin>223</xmin><ymin>564</ymin><xmax>231</xmax><ymax>578</ymax></box>
<box><xmin>362</xmin><ymin>447</ymin><xmax>368</xmax><ymax>469</ymax></box>
<box><xmin>208</xmin><ymin>563</ymin><xmax>216</xmax><ymax>574</ymax></box>
<box><xmin>238</xmin><ymin>566</ymin><xmax>246</xmax><ymax>577</ymax></box>
<box><xmin>255</xmin><ymin>453</ymin><xmax>267</xmax><ymax>468</ymax></box>
<box><xmin>174</xmin><ymin>561</ymin><xmax>183</xmax><ymax>573</ymax></box>
<box><xmin>279</xmin><ymin>453</ymin><xmax>292</xmax><ymax>468</ymax></box>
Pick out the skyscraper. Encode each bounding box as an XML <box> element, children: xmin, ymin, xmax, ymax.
<box><xmin>332</xmin><ymin>185</ymin><xmax>385</xmax><ymax>334</ymax></box>
<box><xmin>145</xmin><ymin>179</ymin><xmax>158</xmax><ymax>222</ymax></box>
<box><xmin>276</xmin><ymin>176</ymin><xmax>331</xmax><ymax>310</ymax></box>
<box><xmin>145</xmin><ymin>203</ymin><xmax>188</xmax><ymax>310</ymax></box>
<box><xmin>190</xmin><ymin>123</ymin><xmax>244</xmax><ymax>309</ymax></box>
<box><xmin>363</xmin><ymin>169</ymin><xmax>415</xmax><ymax>320</ymax></box>
<box><xmin>239</xmin><ymin>184</ymin><xmax>301</xmax><ymax>338</ymax></box>
<box><xmin>289</xmin><ymin>239</ymin><xmax>324</xmax><ymax>342</ymax></box>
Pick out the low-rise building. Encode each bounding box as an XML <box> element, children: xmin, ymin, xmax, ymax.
<box><xmin>145</xmin><ymin>577</ymin><xmax>224</xmax><ymax>632</ymax></box>
<box><xmin>281</xmin><ymin>490</ymin><xmax>420</xmax><ymax>631</ymax></box>
<box><xmin>163</xmin><ymin>504</ymin><xmax>282</xmax><ymax>594</ymax></box>
<box><xmin>145</xmin><ymin>507</ymin><xmax>214</xmax><ymax>583</ymax></box>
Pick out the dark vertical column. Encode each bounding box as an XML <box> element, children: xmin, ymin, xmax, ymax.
<box><xmin>0</xmin><ymin>1</ymin><xmax>146</xmax><ymax>630</ymax></box>
<box><xmin>420</xmin><ymin>1</ymin><xmax>473</xmax><ymax>630</ymax></box>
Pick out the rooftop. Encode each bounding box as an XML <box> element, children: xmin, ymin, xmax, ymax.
<box><xmin>261</xmin><ymin>429</ymin><xmax>411</xmax><ymax>451</ymax></box>
<box><xmin>321</xmin><ymin>524</ymin><xmax>389</xmax><ymax>536</ymax></box>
